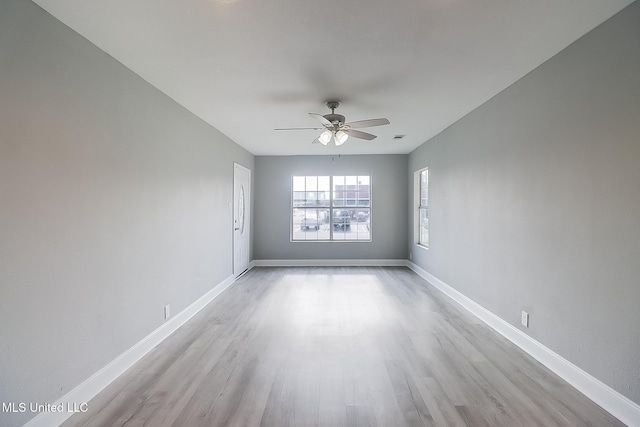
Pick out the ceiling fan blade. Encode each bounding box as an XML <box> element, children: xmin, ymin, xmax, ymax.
<box><xmin>348</xmin><ymin>129</ymin><xmax>377</xmax><ymax>141</ymax></box>
<box><xmin>345</xmin><ymin>118</ymin><xmax>390</xmax><ymax>129</ymax></box>
<box><xmin>274</xmin><ymin>127</ymin><xmax>324</xmax><ymax>131</ymax></box>
<box><xmin>308</xmin><ymin>113</ymin><xmax>333</xmax><ymax>128</ymax></box>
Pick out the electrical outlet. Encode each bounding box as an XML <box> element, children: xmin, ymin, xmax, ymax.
<box><xmin>409</xmin><ymin>252</ymin><xmax>413</xmax><ymax>260</ymax></box>
<box><xmin>164</xmin><ymin>305</ymin><xmax>171</xmax><ymax>320</ymax></box>
<box><xmin>521</xmin><ymin>310</ymin><xmax>529</xmax><ymax>328</ymax></box>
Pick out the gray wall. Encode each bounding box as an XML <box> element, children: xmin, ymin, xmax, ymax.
<box><xmin>254</xmin><ymin>155</ymin><xmax>408</xmax><ymax>260</ymax></box>
<box><xmin>0</xmin><ymin>1</ymin><xmax>254</xmax><ymax>426</ymax></box>
<box><xmin>408</xmin><ymin>2</ymin><xmax>640</xmax><ymax>404</ymax></box>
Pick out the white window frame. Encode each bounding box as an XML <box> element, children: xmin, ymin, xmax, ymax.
<box><xmin>291</xmin><ymin>175</ymin><xmax>372</xmax><ymax>242</ymax></box>
<box><xmin>417</xmin><ymin>168</ymin><xmax>429</xmax><ymax>249</ymax></box>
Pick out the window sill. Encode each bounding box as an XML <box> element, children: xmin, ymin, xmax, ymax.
<box><xmin>291</xmin><ymin>240</ymin><xmax>372</xmax><ymax>243</ymax></box>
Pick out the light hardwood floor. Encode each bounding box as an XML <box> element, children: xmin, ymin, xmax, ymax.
<box><xmin>64</xmin><ymin>267</ymin><xmax>624</xmax><ymax>426</ymax></box>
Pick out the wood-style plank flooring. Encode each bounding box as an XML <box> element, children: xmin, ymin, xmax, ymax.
<box><xmin>64</xmin><ymin>267</ymin><xmax>624</xmax><ymax>426</ymax></box>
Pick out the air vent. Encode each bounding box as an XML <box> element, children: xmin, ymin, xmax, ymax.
<box><xmin>393</xmin><ymin>135</ymin><xmax>405</xmax><ymax>139</ymax></box>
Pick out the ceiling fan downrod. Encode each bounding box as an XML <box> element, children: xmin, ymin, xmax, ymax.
<box><xmin>324</xmin><ymin>100</ymin><xmax>345</xmax><ymax>126</ymax></box>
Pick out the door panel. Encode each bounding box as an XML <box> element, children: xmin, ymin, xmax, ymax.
<box><xmin>233</xmin><ymin>163</ymin><xmax>251</xmax><ymax>277</ymax></box>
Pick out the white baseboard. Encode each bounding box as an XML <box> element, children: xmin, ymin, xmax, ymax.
<box><xmin>251</xmin><ymin>258</ymin><xmax>407</xmax><ymax>267</ymax></box>
<box><xmin>24</xmin><ymin>275</ymin><xmax>236</xmax><ymax>427</ymax></box>
<box><xmin>406</xmin><ymin>261</ymin><xmax>640</xmax><ymax>427</ymax></box>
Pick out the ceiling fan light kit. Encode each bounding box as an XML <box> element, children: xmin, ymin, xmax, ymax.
<box><xmin>275</xmin><ymin>100</ymin><xmax>390</xmax><ymax>147</ymax></box>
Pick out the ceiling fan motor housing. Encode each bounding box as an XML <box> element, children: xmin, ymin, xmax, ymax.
<box><xmin>323</xmin><ymin>113</ymin><xmax>345</xmax><ymax>126</ymax></box>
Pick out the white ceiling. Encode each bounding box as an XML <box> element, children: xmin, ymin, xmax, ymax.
<box><xmin>33</xmin><ymin>0</ymin><xmax>633</xmax><ymax>156</ymax></box>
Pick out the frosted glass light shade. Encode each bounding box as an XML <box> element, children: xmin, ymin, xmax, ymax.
<box><xmin>318</xmin><ymin>130</ymin><xmax>332</xmax><ymax>145</ymax></box>
<box><xmin>335</xmin><ymin>130</ymin><xmax>348</xmax><ymax>146</ymax></box>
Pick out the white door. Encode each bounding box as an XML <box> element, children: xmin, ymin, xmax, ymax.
<box><xmin>233</xmin><ymin>163</ymin><xmax>251</xmax><ymax>277</ymax></box>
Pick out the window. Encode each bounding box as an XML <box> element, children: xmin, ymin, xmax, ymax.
<box><xmin>292</xmin><ymin>176</ymin><xmax>331</xmax><ymax>241</ymax></box>
<box><xmin>292</xmin><ymin>175</ymin><xmax>371</xmax><ymax>241</ymax></box>
<box><xmin>419</xmin><ymin>169</ymin><xmax>429</xmax><ymax>248</ymax></box>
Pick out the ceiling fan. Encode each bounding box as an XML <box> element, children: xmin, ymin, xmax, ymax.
<box><xmin>274</xmin><ymin>100</ymin><xmax>390</xmax><ymax>146</ymax></box>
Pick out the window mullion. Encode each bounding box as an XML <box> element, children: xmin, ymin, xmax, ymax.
<box><xmin>329</xmin><ymin>176</ymin><xmax>333</xmax><ymax>241</ymax></box>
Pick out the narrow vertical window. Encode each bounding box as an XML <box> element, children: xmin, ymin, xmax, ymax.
<box><xmin>419</xmin><ymin>169</ymin><xmax>429</xmax><ymax>248</ymax></box>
